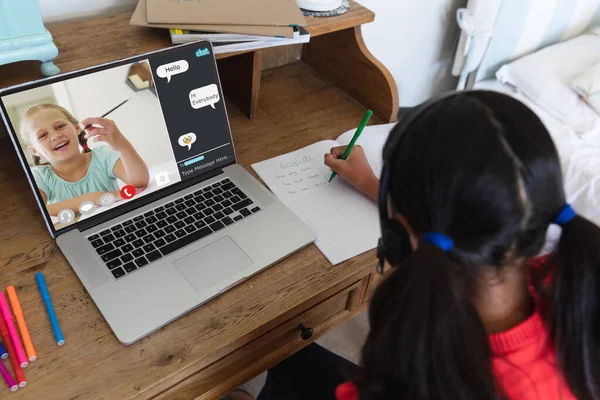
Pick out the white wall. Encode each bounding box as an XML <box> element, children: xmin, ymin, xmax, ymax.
<box><xmin>3</xmin><ymin>87</ymin><xmax>55</xmax><ymax>164</ymax></box>
<box><xmin>58</xmin><ymin>63</ymin><xmax>173</xmax><ymax>167</ymax></box>
<box><xmin>39</xmin><ymin>0</ymin><xmax>137</xmax><ymax>23</ymax></box>
<box><xmin>39</xmin><ymin>0</ymin><xmax>466</xmax><ymax>106</ymax></box>
<box><xmin>3</xmin><ymin>63</ymin><xmax>173</xmax><ymax>169</ymax></box>
<box><xmin>360</xmin><ymin>0</ymin><xmax>466</xmax><ymax>106</ymax></box>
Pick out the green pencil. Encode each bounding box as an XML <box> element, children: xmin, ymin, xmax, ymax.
<box><xmin>329</xmin><ymin>109</ymin><xmax>373</xmax><ymax>182</ymax></box>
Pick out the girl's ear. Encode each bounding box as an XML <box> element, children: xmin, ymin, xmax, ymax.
<box><xmin>28</xmin><ymin>145</ymin><xmax>43</xmax><ymax>166</ymax></box>
<box><xmin>28</xmin><ymin>145</ymin><xmax>40</xmax><ymax>157</ymax></box>
<box><xmin>393</xmin><ymin>211</ymin><xmax>420</xmax><ymax>251</ymax></box>
<box><xmin>388</xmin><ymin>195</ymin><xmax>419</xmax><ymax>251</ymax></box>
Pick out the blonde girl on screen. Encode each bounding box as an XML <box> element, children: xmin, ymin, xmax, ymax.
<box><xmin>20</xmin><ymin>104</ymin><xmax>149</xmax><ymax>217</ymax></box>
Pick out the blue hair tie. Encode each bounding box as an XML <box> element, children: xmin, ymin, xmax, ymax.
<box><xmin>423</xmin><ymin>232</ymin><xmax>454</xmax><ymax>252</ymax></box>
<box><xmin>554</xmin><ymin>204</ymin><xmax>576</xmax><ymax>226</ymax></box>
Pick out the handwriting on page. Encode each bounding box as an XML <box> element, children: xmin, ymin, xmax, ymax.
<box><xmin>252</xmin><ymin>140</ymin><xmax>381</xmax><ymax>265</ymax></box>
<box><xmin>272</xmin><ymin>156</ymin><xmax>329</xmax><ymax>196</ymax></box>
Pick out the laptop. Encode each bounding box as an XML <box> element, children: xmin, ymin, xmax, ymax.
<box><xmin>0</xmin><ymin>41</ymin><xmax>316</xmax><ymax>344</ymax></box>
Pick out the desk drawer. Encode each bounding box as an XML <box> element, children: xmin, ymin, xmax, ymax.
<box><xmin>157</xmin><ymin>281</ymin><xmax>362</xmax><ymax>400</ymax></box>
<box><xmin>363</xmin><ymin>266</ymin><xmax>392</xmax><ymax>304</ymax></box>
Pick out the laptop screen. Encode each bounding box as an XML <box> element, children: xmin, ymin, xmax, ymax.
<box><xmin>0</xmin><ymin>42</ymin><xmax>235</xmax><ymax>235</ymax></box>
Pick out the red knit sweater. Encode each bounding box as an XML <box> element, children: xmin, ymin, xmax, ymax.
<box><xmin>336</xmin><ymin>267</ymin><xmax>576</xmax><ymax>400</ymax></box>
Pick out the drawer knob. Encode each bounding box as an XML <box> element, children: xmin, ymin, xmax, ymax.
<box><xmin>298</xmin><ymin>324</ymin><xmax>314</xmax><ymax>340</ymax></box>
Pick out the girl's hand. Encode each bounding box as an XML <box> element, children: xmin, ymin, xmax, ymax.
<box><xmin>324</xmin><ymin>145</ymin><xmax>380</xmax><ymax>201</ymax></box>
<box><xmin>81</xmin><ymin>117</ymin><xmax>129</xmax><ymax>152</ymax></box>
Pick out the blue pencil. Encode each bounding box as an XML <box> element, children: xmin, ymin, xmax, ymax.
<box><xmin>0</xmin><ymin>340</ymin><xmax>7</xmax><ymax>359</ymax></box>
<box><xmin>35</xmin><ymin>272</ymin><xmax>65</xmax><ymax>346</ymax></box>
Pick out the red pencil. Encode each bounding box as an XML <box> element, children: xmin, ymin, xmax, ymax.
<box><xmin>0</xmin><ymin>315</ymin><xmax>26</xmax><ymax>387</ymax></box>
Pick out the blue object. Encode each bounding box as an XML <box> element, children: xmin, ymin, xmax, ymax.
<box><xmin>0</xmin><ymin>0</ymin><xmax>60</xmax><ymax>76</ymax></box>
<box><xmin>0</xmin><ymin>340</ymin><xmax>7</xmax><ymax>359</ymax></box>
<box><xmin>554</xmin><ymin>204</ymin><xmax>576</xmax><ymax>226</ymax></box>
<box><xmin>423</xmin><ymin>232</ymin><xmax>454</xmax><ymax>252</ymax></box>
<box><xmin>184</xmin><ymin>155</ymin><xmax>205</xmax><ymax>166</ymax></box>
<box><xmin>35</xmin><ymin>272</ymin><xmax>64</xmax><ymax>346</ymax></box>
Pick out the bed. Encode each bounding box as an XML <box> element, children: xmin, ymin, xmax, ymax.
<box><xmin>452</xmin><ymin>0</ymin><xmax>600</xmax><ymax>236</ymax></box>
<box><xmin>475</xmin><ymin>79</ymin><xmax>600</xmax><ymax>229</ymax></box>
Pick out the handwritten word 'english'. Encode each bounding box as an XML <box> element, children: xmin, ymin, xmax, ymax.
<box><xmin>279</xmin><ymin>156</ymin><xmax>313</xmax><ymax>169</ymax></box>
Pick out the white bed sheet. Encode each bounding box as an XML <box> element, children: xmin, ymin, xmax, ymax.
<box><xmin>476</xmin><ymin>80</ymin><xmax>600</xmax><ymax>239</ymax></box>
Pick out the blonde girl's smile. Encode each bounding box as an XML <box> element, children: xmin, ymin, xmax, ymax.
<box><xmin>26</xmin><ymin>108</ymin><xmax>82</xmax><ymax>163</ymax></box>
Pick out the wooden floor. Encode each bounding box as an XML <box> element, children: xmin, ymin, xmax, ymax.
<box><xmin>0</xmin><ymin>61</ymin><xmax>381</xmax><ymax>400</ymax></box>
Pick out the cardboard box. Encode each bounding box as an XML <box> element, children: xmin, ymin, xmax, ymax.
<box><xmin>130</xmin><ymin>0</ymin><xmax>296</xmax><ymax>38</ymax></box>
<box><xmin>146</xmin><ymin>0</ymin><xmax>306</xmax><ymax>27</ymax></box>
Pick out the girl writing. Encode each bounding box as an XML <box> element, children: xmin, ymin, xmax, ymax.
<box><xmin>231</xmin><ymin>91</ymin><xmax>600</xmax><ymax>400</ymax></box>
<box><xmin>19</xmin><ymin>104</ymin><xmax>149</xmax><ymax>217</ymax></box>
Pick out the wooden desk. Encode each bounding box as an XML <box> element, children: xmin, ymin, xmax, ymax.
<box><xmin>0</xmin><ymin>4</ymin><xmax>395</xmax><ymax>399</ymax></box>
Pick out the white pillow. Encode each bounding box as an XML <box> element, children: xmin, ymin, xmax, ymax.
<box><xmin>499</xmin><ymin>34</ymin><xmax>600</xmax><ymax>81</ymax></box>
<box><xmin>497</xmin><ymin>64</ymin><xmax>598</xmax><ymax>132</ymax></box>
<box><xmin>496</xmin><ymin>33</ymin><xmax>600</xmax><ymax>132</ymax></box>
<box><xmin>571</xmin><ymin>61</ymin><xmax>600</xmax><ymax>116</ymax></box>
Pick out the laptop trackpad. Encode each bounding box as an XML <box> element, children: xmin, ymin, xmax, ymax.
<box><xmin>174</xmin><ymin>236</ymin><xmax>253</xmax><ymax>293</ymax></box>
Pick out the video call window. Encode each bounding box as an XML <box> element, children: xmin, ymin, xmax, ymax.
<box><xmin>2</xmin><ymin>44</ymin><xmax>235</xmax><ymax>231</ymax></box>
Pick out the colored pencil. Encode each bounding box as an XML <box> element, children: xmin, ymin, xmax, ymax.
<box><xmin>0</xmin><ymin>340</ymin><xmax>7</xmax><ymax>359</ymax></box>
<box><xmin>36</xmin><ymin>273</ymin><xmax>64</xmax><ymax>346</ymax></box>
<box><xmin>0</xmin><ymin>293</ymin><xmax>27</xmax><ymax>368</ymax></box>
<box><xmin>0</xmin><ymin>359</ymin><xmax>17</xmax><ymax>392</ymax></box>
<box><xmin>0</xmin><ymin>316</ymin><xmax>26</xmax><ymax>387</ymax></box>
<box><xmin>7</xmin><ymin>287</ymin><xmax>36</xmax><ymax>362</ymax></box>
<box><xmin>82</xmin><ymin>98</ymin><xmax>130</xmax><ymax>130</ymax></box>
<box><xmin>328</xmin><ymin>109</ymin><xmax>373</xmax><ymax>182</ymax></box>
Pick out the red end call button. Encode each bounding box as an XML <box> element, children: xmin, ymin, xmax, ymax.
<box><xmin>120</xmin><ymin>185</ymin><xmax>135</xmax><ymax>200</ymax></box>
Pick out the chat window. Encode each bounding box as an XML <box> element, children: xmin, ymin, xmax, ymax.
<box><xmin>149</xmin><ymin>46</ymin><xmax>235</xmax><ymax>180</ymax></box>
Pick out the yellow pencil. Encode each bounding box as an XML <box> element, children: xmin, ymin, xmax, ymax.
<box><xmin>6</xmin><ymin>286</ymin><xmax>36</xmax><ymax>362</ymax></box>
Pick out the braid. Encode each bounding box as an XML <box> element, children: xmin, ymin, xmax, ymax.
<box><xmin>78</xmin><ymin>130</ymin><xmax>92</xmax><ymax>153</ymax></box>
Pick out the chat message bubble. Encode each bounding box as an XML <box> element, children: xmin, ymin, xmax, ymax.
<box><xmin>189</xmin><ymin>84</ymin><xmax>220</xmax><ymax>110</ymax></box>
<box><xmin>178</xmin><ymin>132</ymin><xmax>197</xmax><ymax>151</ymax></box>
<box><xmin>156</xmin><ymin>60</ymin><xmax>189</xmax><ymax>83</ymax></box>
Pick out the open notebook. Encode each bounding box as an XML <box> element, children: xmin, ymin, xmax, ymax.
<box><xmin>252</xmin><ymin>123</ymin><xmax>395</xmax><ymax>265</ymax></box>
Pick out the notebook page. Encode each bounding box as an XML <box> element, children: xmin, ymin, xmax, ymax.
<box><xmin>336</xmin><ymin>122</ymin><xmax>395</xmax><ymax>179</ymax></box>
<box><xmin>251</xmin><ymin>140</ymin><xmax>379</xmax><ymax>265</ymax></box>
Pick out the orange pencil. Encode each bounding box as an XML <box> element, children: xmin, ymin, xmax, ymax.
<box><xmin>6</xmin><ymin>287</ymin><xmax>36</xmax><ymax>362</ymax></box>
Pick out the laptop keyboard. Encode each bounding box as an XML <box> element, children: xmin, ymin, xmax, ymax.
<box><xmin>86</xmin><ymin>179</ymin><xmax>261</xmax><ymax>280</ymax></box>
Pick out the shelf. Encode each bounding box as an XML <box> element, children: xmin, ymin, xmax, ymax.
<box><xmin>0</xmin><ymin>1</ymin><xmax>374</xmax><ymax>89</ymax></box>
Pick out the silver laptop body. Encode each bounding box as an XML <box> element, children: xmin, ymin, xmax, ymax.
<box><xmin>0</xmin><ymin>42</ymin><xmax>316</xmax><ymax>344</ymax></box>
